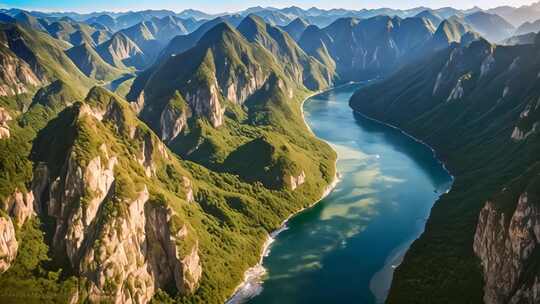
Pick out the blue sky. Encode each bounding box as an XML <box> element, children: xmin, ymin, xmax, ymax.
<box><xmin>1</xmin><ymin>0</ymin><xmax>538</xmax><ymax>13</ymax></box>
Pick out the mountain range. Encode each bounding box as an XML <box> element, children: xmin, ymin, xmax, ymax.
<box><xmin>0</xmin><ymin>2</ymin><xmax>540</xmax><ymax>304</ymax></box>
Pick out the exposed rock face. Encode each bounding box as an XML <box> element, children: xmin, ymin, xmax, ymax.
<box><xmin>222</xmin><ymin>65</ymin><xmax>267</xmax><ymax>105</ymax></box>
<box><xmin>0</xmin><ymin>49</ymin><xmax>43</xmax><ymax>96</ymax></box>
<box><xmin>3</xmin><ymin>189</ymin><xmax>35</xmax><ymax>227</ymax></box>
<box><xmin>130</xmin><ymin>90</ymin><xmax>145</xmax><ymax>115</ymax></box>
<box><xmin>160</xmin><ymin>102</ymin><xmax>188</xmax><ymax>142</ymax></box>
<box><xmin>185</xmin><ymin>83</ymin><xmax>223</xmax><ymax>128</ymax></box>
<box><xmin>287</xmin><ymin>170</ymin><xmax>306</xmax><ymax>191</ymax></box>
<box><xmin>29</xmin><ymin>105</ymin><xmax>202</xmax><ymax>302</ymax></box>
<box><xmin>0</xmin><ymin>216</ymin><xmax>17</xmax><ymax>273</ymax></box>
<box><xmin>511</xmin><ymin>98</ymin><xmax>540</xmax><ymax>141</ymax></box>
<box><xmin>136</xmin><ymin>130</ymin><xmax>169</xmax><ymax>177</ymax></box>
<box><xmin>81</xmin><ymin>187</ymin><xmax>155</xmax><ymax>304</ymax></box>
<box><xmin>480</xmin><ymin>54</ymin><xmax>495</xmax><ymax>78</ymax></box>
<box><xmin>182</xmin><ymin>176</ymin><xmax>194</xmax><ymax>203</ymax></box>
<box><xmin>0</xmin><ymin>107</ymin><xmax>12</xmax><ymax>139</ymax></box>
<box><xmin>511</xmin><ymin>123</ymin><xmax>539</xmax><ymax>141</ymax></box>
<box><xmin>446</xmin><ymin>77</ymin><xmax>466</xmax><ymax>101</ymax></box>
<box><xmin>145</xmin><ymin>204</ymin><xmax>201</xmax><ymax>295</ymax></box>
<box><xmin>46</xmin><ymin>146</ymin><xmax>117</xmax><ymax>264</ymax></box>
<box><xmin>474</xmin><ymin>193</ymin><xmax>540</xmax><ymax>304</ymax></box>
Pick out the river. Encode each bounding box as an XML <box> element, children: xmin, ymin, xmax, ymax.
<box><xmin>236</xmin><ymin>83</ymin><xmax>453</xmax><ymax>304</ymax></box>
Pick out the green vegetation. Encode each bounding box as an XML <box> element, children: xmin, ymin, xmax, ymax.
<box><xmin>350</xmin><ymin>38</ymin><xmax>540</xmax><ymax>303</ymax></box>
<box><xmin>0</xmin><ymin>14</ymin><xmax>338</xmax><ymax>304</ymax></box>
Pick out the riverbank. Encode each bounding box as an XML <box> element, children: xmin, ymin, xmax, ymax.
<box><xmin>226</xmin><ymin>86</ymin><xmax>349</xmax><ymax>304</ymax></box>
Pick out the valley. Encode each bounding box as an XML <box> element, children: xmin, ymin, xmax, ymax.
<box><xmin>0</xmin><ymin>2</ymin><xmax>540</xmax><ymax>304</ymax></box>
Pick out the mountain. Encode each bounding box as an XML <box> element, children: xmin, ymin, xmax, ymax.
<box><xmin>350</xmin><ymin>35</ymin><xmax>540</xmax><ymax>304</ymax></box>
<box><xmin>12</xmin><ymin>11</ymin><xmax>46</xmax><ymax>32</ymax></box>
<box><xmin>0</xmin><ymin>15</ymin><xmax>337</xmax><ymax>304</ymax></box>
<box><xmin>65</xmin><ymin>42</ymin><xmax>125</xmax><ymax>81</ymax></box>
<box><xmin>463</xmin><ymin>11</ymin><xmax>515</xmax><ymax>42</ymax></box>
<box><xmin>0</xmin><ymin>23</ymin><xmax>93</xmax><ymax>94</ymax></box>
<box><xmin>96</xmin><ymin>32</ymin><xmax>148</xmax><ymax>70</ymax></box>
<box><xmin>127</xmin><ymin>19</ymin><xmax>335</xmax><ymax>191</ymax></box>
<box><xmin>430</xmin><ymin>17</ymin><xmax>474</xmax><ymax>48</ymax></box>
<box><xmin>298</xmin><ymin>15</ymin><xmax>440</xmax><ymax>81</ymax></box>
<box><xmin>85</xmin><ymin>14</ymin><xmax>116</xmax><ymax>29</ymax></box>
<box><xmin>117</xmin><ymin>18</ymin><xmax>184</xmax><ymax>62</ymax></box>
<box><xmin>502</xmin><ymin>32</ymin><xmax>536</xmax><ymax>45</ymax></box>
<box><xmin>488</xmin><ymin>2</ymin><xmax>540</xmax><ymax>26</ymax></box>
<box><xmin>516</xmin><ymin>19</ymin><xmax>540</xmax><ymax>35</ymax></box>
<box><xmin>42</xmin><ymin>19</ymin><xmax>112</xmax><ymax>46</ymax></box>
<box><xmin>158</xmin><ymin>17</ymin><xmax>230</xmax><ymax>60</ymax></box>
<box><xmin>237</xmin><ymin>15</ymin><xmax>332</xmax><ymax>90</ymax></box>
<box><xmin>281</xmin><ymin>17</ymin><xmax>309</xmax><ymax>41</ymax></box>
<box><xmin>177</xmin><ymin>9</ymin><xmax>216</xmax><ymax>20</ymax></box>
<box><xmin>415</xmin><ymin>9</ymin><xmax>444</xmax><ymax>27</ymax></box>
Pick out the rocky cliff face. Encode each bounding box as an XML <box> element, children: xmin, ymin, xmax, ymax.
<box><xmin>185</xmin><ymin>82</ymin><xmax>223</xmax><ymax>128</ymax></box>
<box><xmin>26</xmin><ymin>90</ymin><xmax>202</xmax><ymax>303</ymax></box>
<box><xmin>0</xmin><ymin>48</ymin><xmax>44</xmax><ymax>96</ymax></box>
<box><xmin>512</xmin><ymin>98</ymin><xmax>540</xmax><ymax>141</ymax></box>
<box><xmin>0</xmin><ymin>107</ymin><xmax>12</xmax><ymax>139</ymax></box>
<box><xmin>0</xmin><ymin>216</ymin><xmax>17</xmax><ymax>273</ymax></box>
<box><xmin>0</xmin><ymin>188</ymin><xmax>36</xmax><ymax>273</ymax></box>
<box><xmin>474</xmin><ymin>191</ymin><xmax>540</xmax><ymax>304</ymax></box>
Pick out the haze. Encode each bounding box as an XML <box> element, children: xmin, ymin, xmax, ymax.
<box><xmin>2</xmin><ymin>0</ymin><xmax>540</xmax><ymax>13</ymax></box>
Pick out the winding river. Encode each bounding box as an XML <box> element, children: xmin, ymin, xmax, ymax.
<box><xmin>233</xmin><ymin>83</ymin><xmax>453</xmax><ymax>304</ymax></box>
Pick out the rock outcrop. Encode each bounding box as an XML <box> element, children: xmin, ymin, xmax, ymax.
<box><xmin>3</xmin><ymin>189</ymin><xmax>35</xmax><ymax>227</ymax></box>
<box><xmin>0</xmin><ymin>107</ymin><xmax>12</xmax><ymax>139</ymax></box>
<box><xmin>474</xmin><ymin>192</ymin><xmax>540</xmax><ymax>304</ymax></box>
<box><xmin>0</xmin><ymin>47</ymin><xmax>43</xmax><ymax>96</ymax></box>
<box><xmin>287</xmin><ymin>170</ymin><xmax>306</xmax><ymax>191</ymax></box>
<box><xmin>0</xmin><ymin>216</ymin><xmax>17</xmax><ymax>273</ymax></box>
<box><xmin>28</xmin><ymin>96</ymin><xmax>202</xmax><ymax>303</ymax></box>
<box><xmin>185</xmin><ymin>83</ymin><xmax>224</xmax><ymax>128</ymax></box>
<box><xmin>160</xmin><ymin>101</ymin><xmax>188</xmax><ymax>142</ymax></box>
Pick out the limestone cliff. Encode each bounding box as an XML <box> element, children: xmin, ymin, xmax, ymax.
<box><xmin>474</xmin><ymin>172</ymin><xmax>540</xmax><ymax>304</ymax></box>
<box><xmin>0</xmin><ymin>46</ymin><xmax>44</xmax><ymax>96</ymax></box>
<box><xmin>0</xmin><ymin>107</ymin><xmax>12</xmax><ymax>139</ymax></box>
<box><xmin>26</xmin><ymin>88</ymin><xmax>202</xmax><ymax>303</ymax></box>
<box><xmin>0</xmin><ymin>217</ymin><xmax>17</xmax><ymax>273</ymax></box>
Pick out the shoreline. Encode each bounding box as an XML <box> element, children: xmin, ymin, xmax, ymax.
<box><xmin>225</xmin><ymin>84</ymin><xmax>353</xmax><ymax>304</ymax></box>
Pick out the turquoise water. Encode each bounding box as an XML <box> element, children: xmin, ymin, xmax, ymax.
<box><xmin>246</xmin><ymin>83</ymin><xmax>453</xmax><ymax>304</ymax></box>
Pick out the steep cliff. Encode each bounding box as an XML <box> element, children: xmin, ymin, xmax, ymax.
<box><xmin>474</xmin><ymin>166</ymin><xmax>540</xmax><ymax>304</ymax></box>
<box><xmin>29</xmin><ymin>87</ymin><xmax>202</xmax><ymax>303</ymax></box>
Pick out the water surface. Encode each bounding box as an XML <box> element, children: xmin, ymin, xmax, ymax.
<box><xmin>248</xmin><ymin>83</ymin><xmax>453</xmax><ymax>304</ymax></box>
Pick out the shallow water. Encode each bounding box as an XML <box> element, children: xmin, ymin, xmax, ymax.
<box><xmin>246</xmin><ymin>83</ymin><xmax>453</xmax><ymax>304</ymax></box>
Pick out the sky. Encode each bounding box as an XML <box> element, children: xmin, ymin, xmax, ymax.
<box><xmin>1</xmin><ymin>0</ymin><xmax>539</xmax><ymax>14</ymax></box>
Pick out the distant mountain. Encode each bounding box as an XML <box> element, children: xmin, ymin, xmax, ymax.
<box><xmin>281</xmin><ymin>17</ymin><xmax>309</xmax><ymax>41</ymax></box>
<box><xmin>42</xmin><ymin>18</ymin><xmax>112</xmax><ymax>46</ymax></box>
<box><xmin>96</xmin><ymin>32</ymin><xmax>148</xmax><ymax>69</ymax></box>
<box><xmin>118</xmin><ymin>17</ymin><xmax>188</xmax><ymax>61</ymax></box>
<box><xmin>158</xmin><ymin>17</ymin><xmax>232</xmax><ymax>60</ymax></box>
<box><xmin>237</xmin><ymin>15</ymin><xmax>332</xmax><ymax>90</ymax></box>
<box><xmin>65</xmin><ymin>42</ymin><xmax>125</xmax><ymax>81</ymax></box>
<box><xmin>0</xmin><ymin>23</ymin><xmax>93</xmax><ymax>93</ymax></box>
<box><xmin>12</xmin><ymin>11</ymin><xmax>46</xmax><ymax>32</ymax></box>
<box><xmin>501</xmin><ymin>32</ymin><xmax>536</xmax><ymax>45</ymax></box>
<box><xmin>463</xmin><ymin>11</ymin><xmax>515</xmax><ymax>42</ymax></box>
<box><xmin>515</xmin><ymin>19</ymin><xmax>540</xmax><ymax>35</ymax></box>
<box><xmin>415</xmin><ymin>10</ymin><xmax>444</xmax><ymax>27</ymax></box>
<box><xmin>177</xmin><ymin>9</ymin><xmax>217</xmax><ymax>20</ymax></box>
<box><xmin>298</xmin><ymin>15</ymin><xmax>453</xmax><ymax>81</ymax></box>
<box><xmin>430</xmin><ymin>17</ymin><xmax>474</xmax><ymax>48</ymax></box>
<box><xmin>487</xmin><ymin>2</ymin><xmax>540</xmax><ymax>26</ymax></box>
